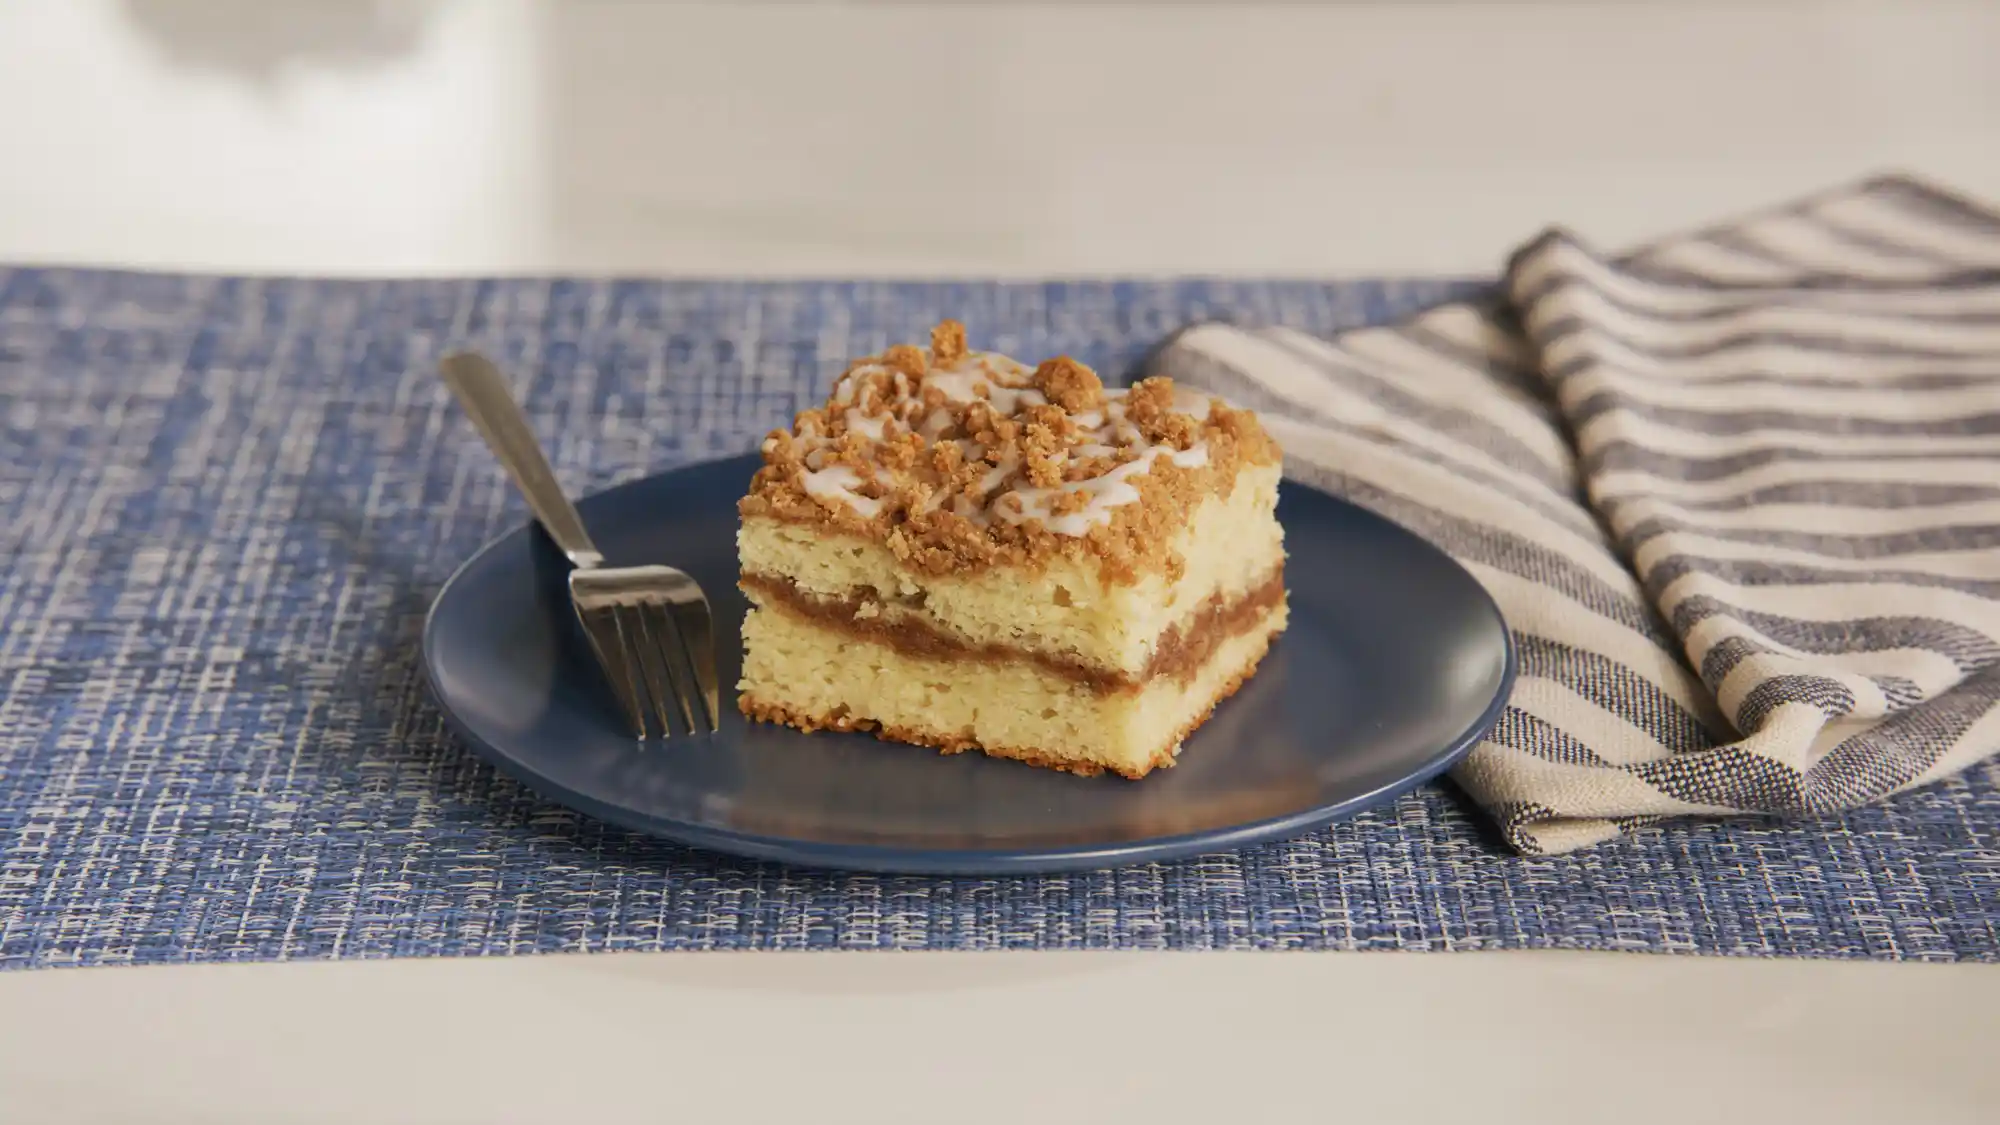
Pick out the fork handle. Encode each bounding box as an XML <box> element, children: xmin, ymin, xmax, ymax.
<box><xmin>439</xmin><ymin>351</ymin><xmax>606</xmax><ymax>570</ymax></box>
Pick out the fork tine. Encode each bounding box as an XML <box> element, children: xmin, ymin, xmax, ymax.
<box><xmin>668</xmin><ymin>598</ymin><xmax>720</xmax><ymax>732</ymax></box>
<box><xmin>639</xmin><ymin>603</ymin><xmax>699</xmax><ymax>734</ymax></box>
<box><xmin>579</xmin><ymin>607</ymin><xmax>646</xmax><ymax>739</ymax></box>
<box><xmin>607</xmin><ymin>606</ymin><xmax>655</xmax><ymax>740</ymax></box>
<box><xmin>618</xmin><ymin>604</ymin><xmax>676</xmax><ymax>739</ymax></box>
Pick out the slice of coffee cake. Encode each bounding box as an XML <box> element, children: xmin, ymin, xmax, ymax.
<box><xmin>736</xmin><ymin>321</ymin><xmax>1287</xmax><ymax>778</ymax></box>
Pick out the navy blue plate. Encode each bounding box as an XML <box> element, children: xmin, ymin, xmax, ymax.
<box><xmin>423</xmin><ymin>454</ymin><xmax>1514</xmax><ymax>874</ymax></box>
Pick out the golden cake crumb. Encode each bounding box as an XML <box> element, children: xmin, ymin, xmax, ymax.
<box><xmin>931</xmin><ymin>320</ymin><xmax>968</xmax><ymax>365</ymax></box>
<box><xmin>1034</xmin><ymin>356</ymin><xmax>1106</xmax><ymax>414</ymax></box>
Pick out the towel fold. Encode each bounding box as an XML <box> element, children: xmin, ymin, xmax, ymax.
<box><xmin>1146</xmin><ymin>176</ymin><xmax>2000</xmax><ymax>854</ymax></box>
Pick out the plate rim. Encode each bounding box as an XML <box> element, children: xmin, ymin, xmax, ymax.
<box><xmin>421</xmin><ymin>453</ymin><xmax>1518</xmax><ymax>875</ymax></box>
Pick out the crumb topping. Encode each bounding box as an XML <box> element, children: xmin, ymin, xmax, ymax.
<box><xmin>739</xmin><ymin>320</ymin><xmax>1282</xmax><ymax>580</ymax></box>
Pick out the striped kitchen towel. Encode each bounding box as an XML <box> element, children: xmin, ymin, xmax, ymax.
<box><xmin>1146</xmin><ymin>175</ymin><xmax>2000</xmax><ymax>855</ymax></box>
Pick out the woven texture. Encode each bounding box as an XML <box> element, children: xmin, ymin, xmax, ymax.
<box><xmin>1148</xmin><ymin>176</ymin><xmax>2000</xmax><ymax>855</ymax></box>
<box><xmin>1</xmin><ymin>257</ymin><xmax>1997</xmax><ymax>966</ymax></box>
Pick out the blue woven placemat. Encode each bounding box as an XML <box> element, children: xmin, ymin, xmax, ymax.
<box><xmin>1</xmin><ymin>267</ymin><xmax>1996</xmax><ymax>967</ymax></box>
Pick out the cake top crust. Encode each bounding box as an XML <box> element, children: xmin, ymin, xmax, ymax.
<box><xmin>738</xmin><ymin>321</ymin><xmax>1281</xmax><ymax>581</ymax></box>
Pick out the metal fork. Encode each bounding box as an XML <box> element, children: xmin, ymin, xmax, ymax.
<box><xmin>439</xmin><ymin>351</ymin><xmax>719</xmax><ymax>739</ymax></box>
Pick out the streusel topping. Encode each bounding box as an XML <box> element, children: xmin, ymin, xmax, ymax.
<box><xmin>738</xmin><ymin>321</ymin><xmax>1281</xmax><ymax>580</ymax></box>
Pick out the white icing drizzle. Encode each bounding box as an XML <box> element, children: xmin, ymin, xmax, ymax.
<box><xmin>994</xmin><ymin>442</ymin><xmax>1211</xmax><ymax>535</ymax></box>
<box><xmin>918</xmin><ymin>408</ymin><xmax>954</xmax><ymax>440</ymax></box>
<box><xmin>787</xmin><ymin>349</ymin><xmax>1222</xmax><ymax>536</ymax></box>
<box><xmin>845</xmin><ymin>408</ymin><xmax>887</xmax><ymax>442</ymax></box>
<box><xmin>831</xmin><ymin>365</ymin><xmax>870</xmax><ymax>406</ymax></box>
<box><xmin>801</xmin><ymin>464</ymin><xmax>883</xmax><ymax>518</ymax></box>
<box><xmin>977</xmin><ymin>453</ymin><xmax>1018</xmax><ymax>495</ymax></box>
<box><xmin>925</xmin><ymin>353</ymin><xmax>1049</xmax><ymax>415</ymax></box>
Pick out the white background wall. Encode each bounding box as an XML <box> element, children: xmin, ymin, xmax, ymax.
<box><xmin>3</xmin><ymin>1</ymin><xmax>1996</xmax><ymax>277</ymax></box>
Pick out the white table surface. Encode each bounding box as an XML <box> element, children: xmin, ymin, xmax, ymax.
<box><xmin>2</xmin><ymin>3</ymin><xmax>1998</xmax><ymax>1123</ymax></box>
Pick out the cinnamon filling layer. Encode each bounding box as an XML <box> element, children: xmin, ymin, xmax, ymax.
<box><xmin>739</xmin><ymin>564</ymin><xmax>1285</xmax><ymax>694</ymax></box>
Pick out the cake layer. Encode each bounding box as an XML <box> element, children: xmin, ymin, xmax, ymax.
<box><xmin>740</xmin><ymin>563</ymin><xmax>1285</xmax><ymax>692</ymax></box>
<box><xmin>738</xmin><ymin>594</ymin><xmax>1288</xmax><ymax>778</ymax></box>
<box><xmin>738</xmin><ymin>462</ymin><xmax>1284</xmax><ymax>677</ymax></box>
